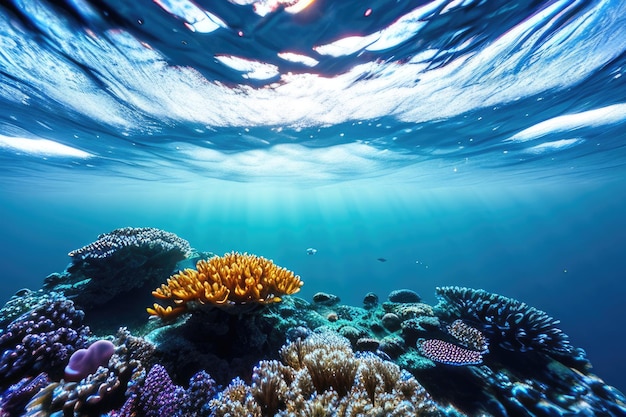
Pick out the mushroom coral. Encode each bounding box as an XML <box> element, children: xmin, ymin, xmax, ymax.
<box><xmin>147</xmin><ymin>252</ymin><xmax>303</xmax><ymax>320</ymax></box>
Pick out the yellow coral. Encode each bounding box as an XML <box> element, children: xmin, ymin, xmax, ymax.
<box><xmin>147</xmin><ymin>252</ymin><xmax>303</xmax><ymax>320</ymax></box>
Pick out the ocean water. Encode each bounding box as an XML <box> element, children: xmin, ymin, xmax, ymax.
<box><xmin>1</xmin><ymin>0</ymin><xmax>626</xmax><ymax>406</ymax></box>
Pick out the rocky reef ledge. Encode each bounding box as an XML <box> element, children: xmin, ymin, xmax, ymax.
<box><xmin>0</xmin><ymin>227</ymin><xmax>624</xmax><ymax>417</ymax></box>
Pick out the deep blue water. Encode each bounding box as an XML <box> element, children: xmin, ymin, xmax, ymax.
<box><xmin>1</xmin><ymin>0</ymin><xmax>626</xmax><ymax>395</ymax></box>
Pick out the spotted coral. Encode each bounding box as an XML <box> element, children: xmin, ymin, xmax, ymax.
<box><xmin>447</xmin><ymin>319</ymin><xmax>489</xmax><ymax>353</ymax></box>
<box><xmin>148</xmin><ymin>252</ymin><xmax>303</xmax><ymax>320</ymax></box>
<box><xmin>417</xmin><ymin>339</ymin><xmax>484</xmax><ymax>366</ymax></box>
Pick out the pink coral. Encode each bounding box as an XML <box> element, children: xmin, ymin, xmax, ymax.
<box><xmin>64</xmin><ymin>340</ymin><xmax>115</xmax><ymax>382</ymax></box>
<box><xmin>418</xmin><ymin>339</ymin><xmax>483</xmax><ymax>366</ymax></box>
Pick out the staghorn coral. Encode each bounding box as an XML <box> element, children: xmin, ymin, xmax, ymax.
<box><xmin>446</xmin><ymin>320</ymin><xmax>489</xmax><ymax>353</ymax></box>
<box><xmin>435</xmin><ymin>286</ymin><xmax>573</xmax><ymax>357</ymax></box>
<box><xmin>148</xmin><ymin>251</ymin><xmax>303</xmax><ymax>320</ymax></box>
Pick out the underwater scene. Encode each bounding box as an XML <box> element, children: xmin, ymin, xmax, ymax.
<box><xmin>1</xmin><ymin>0</ymin><xmax>626</xmax><ymax>416</ymax></box>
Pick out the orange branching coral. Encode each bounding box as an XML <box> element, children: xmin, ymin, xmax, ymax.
<box><xmin>147</xmin><ymin>252</ymin><xmax>303</xmax><ymax>320</ymax></box>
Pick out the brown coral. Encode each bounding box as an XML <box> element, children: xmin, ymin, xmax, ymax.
<box><xmin>148</xmin><ymin>252</ymin><xmax>303</xmax><ymax>320</ymax></box>
<box><xmin>447</xmin><ymin>319</ymin><xmax>489</xmax><ymax>353</ymax></box>
<box><xmin>211</xmin><ymin>332</ymin><xmax>439</xmax><ymax>417</ymax></box>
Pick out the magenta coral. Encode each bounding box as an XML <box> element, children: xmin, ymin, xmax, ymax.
<box><xmin>418</xmin><ymin>339</ymin><xmax>483</xmax><ymax>366</ymax></box>
<box><xmin>64</xmin><ymin>339</ymin><xmax>115</xmax><ymax>382</ymax></box>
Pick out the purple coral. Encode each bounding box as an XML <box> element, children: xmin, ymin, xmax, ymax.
<box><xmin>138</xmin><ymin>365</ymin><xmax>186</xmax><ymax>417</ymax></box>
<box><xmin>68</xmin><ymin>227</ymin><xmax>191</xmax><ymax>260</ymax></box>
<box><xmin>418</xmin><ymin>339</ymin><xmax>483</xmax><ymax>366</ymax></box>
<box><xmin>0</xmin><ymin>373</ymin><xmax>50</xmax><ymax>416</ymax></box>
<box><xmin>0</xmin><ymin>294</ymin><xmax>90</xmax><ymax>385</ymax></box>
<box><xmin>181</xmin><ymin>370</ymin><xmax>217</xmax><ymax>416</ymax></box>
<box><xmin>64</xmin><ymin>339</ymin><xmax>115</xmax><ymax>382</ymax></box>
<box><xmin>113</xmin><ymin>365</ymin><xmax>217</xmax><ymax>417</ymax></box>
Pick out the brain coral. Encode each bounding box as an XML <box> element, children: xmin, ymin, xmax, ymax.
<box><xmin>148</xmin><ymin>252</ymin><xmax>303</xmax><ymax>320</ymax></box>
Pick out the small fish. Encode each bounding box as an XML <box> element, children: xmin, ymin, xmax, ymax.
<box><xmin>377</xmin><ymin>257</ymin><xmax>387</xmax><ymax>262</ymax></box>
<box><xmin>306</xmin><ymin>247</ymin><xmax>317</xmax><ymax>255</ymax></box>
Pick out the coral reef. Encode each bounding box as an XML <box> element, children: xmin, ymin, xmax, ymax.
<box><xmin>142</xmin><ymin>303</ymin><xmax>281</xmax><ymax>386</ymax></box>
<box><xmin>434</xmin><ymin>286</ymin><xmax>573</xmax><ymax>357</ymax></box>
<box><xmin>22</xmin><ymin>328</ymin><xmax>145</xmax><ymax>417</ymax></box>
<box><xmin>1</xmin><ymin>231</ymin><xmax>626</xmax><ymax>417</ymax></box>
<box><xmin>0</xmin><ymin>289</ymin><xmax>46</xmax><ymax>329</ymax></box>
<box><xmin>0</xmin><ymin>373</ymin><xmax>50</xmax><ymax>417</ymax></box>
<box><xmin>210</xmin><ymin>332</ymin><xmax>441</xmax><ymax>417</ymax></box>
<box><xmin>109</xmin><ymin>364</ymin><xmax>216</xmax><ymax>417</ymax></box>
<box><xmin>148</xmin><ymin>251</ymin><xmax>303</xmax><ymax>320</ymax></box>
<box><xmin>42</xmin><ymin>228</ymin><xmax>193</xmax><ymax>318</ymax></box>
<box><xmin>67</xmin><ymin>227</ymin><xmax>191</xmax><ymax>261</ymax></box>
<box><xmin>64</xmin><ymin>339</ymin><xmax>116</xmax><ymax>382</ymax></box>
<box><xmin>0</xmin><ymin>293</ymin><xmax>90</xmax><ymax>386</ymax></box>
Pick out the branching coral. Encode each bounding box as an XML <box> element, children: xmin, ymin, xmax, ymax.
<box><xmin>211</xmin><ymin>332</ymin><xmax>439</xmax><ymax>417</ymax></box>
<box><xmin>148</xmin><ymin>252</ymin><xmax>303</xmax><ymax>320</ymax></box>
<box><xmin>435</xmin><ymin>286</ymin><xmax>573</xmax><ymax>357</ymax></box>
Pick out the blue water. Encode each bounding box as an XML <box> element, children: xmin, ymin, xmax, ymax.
<box><xmin>1</xmin><ymin>0</ymin><xmax>626</xmax><ymax>394</ymax></box>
